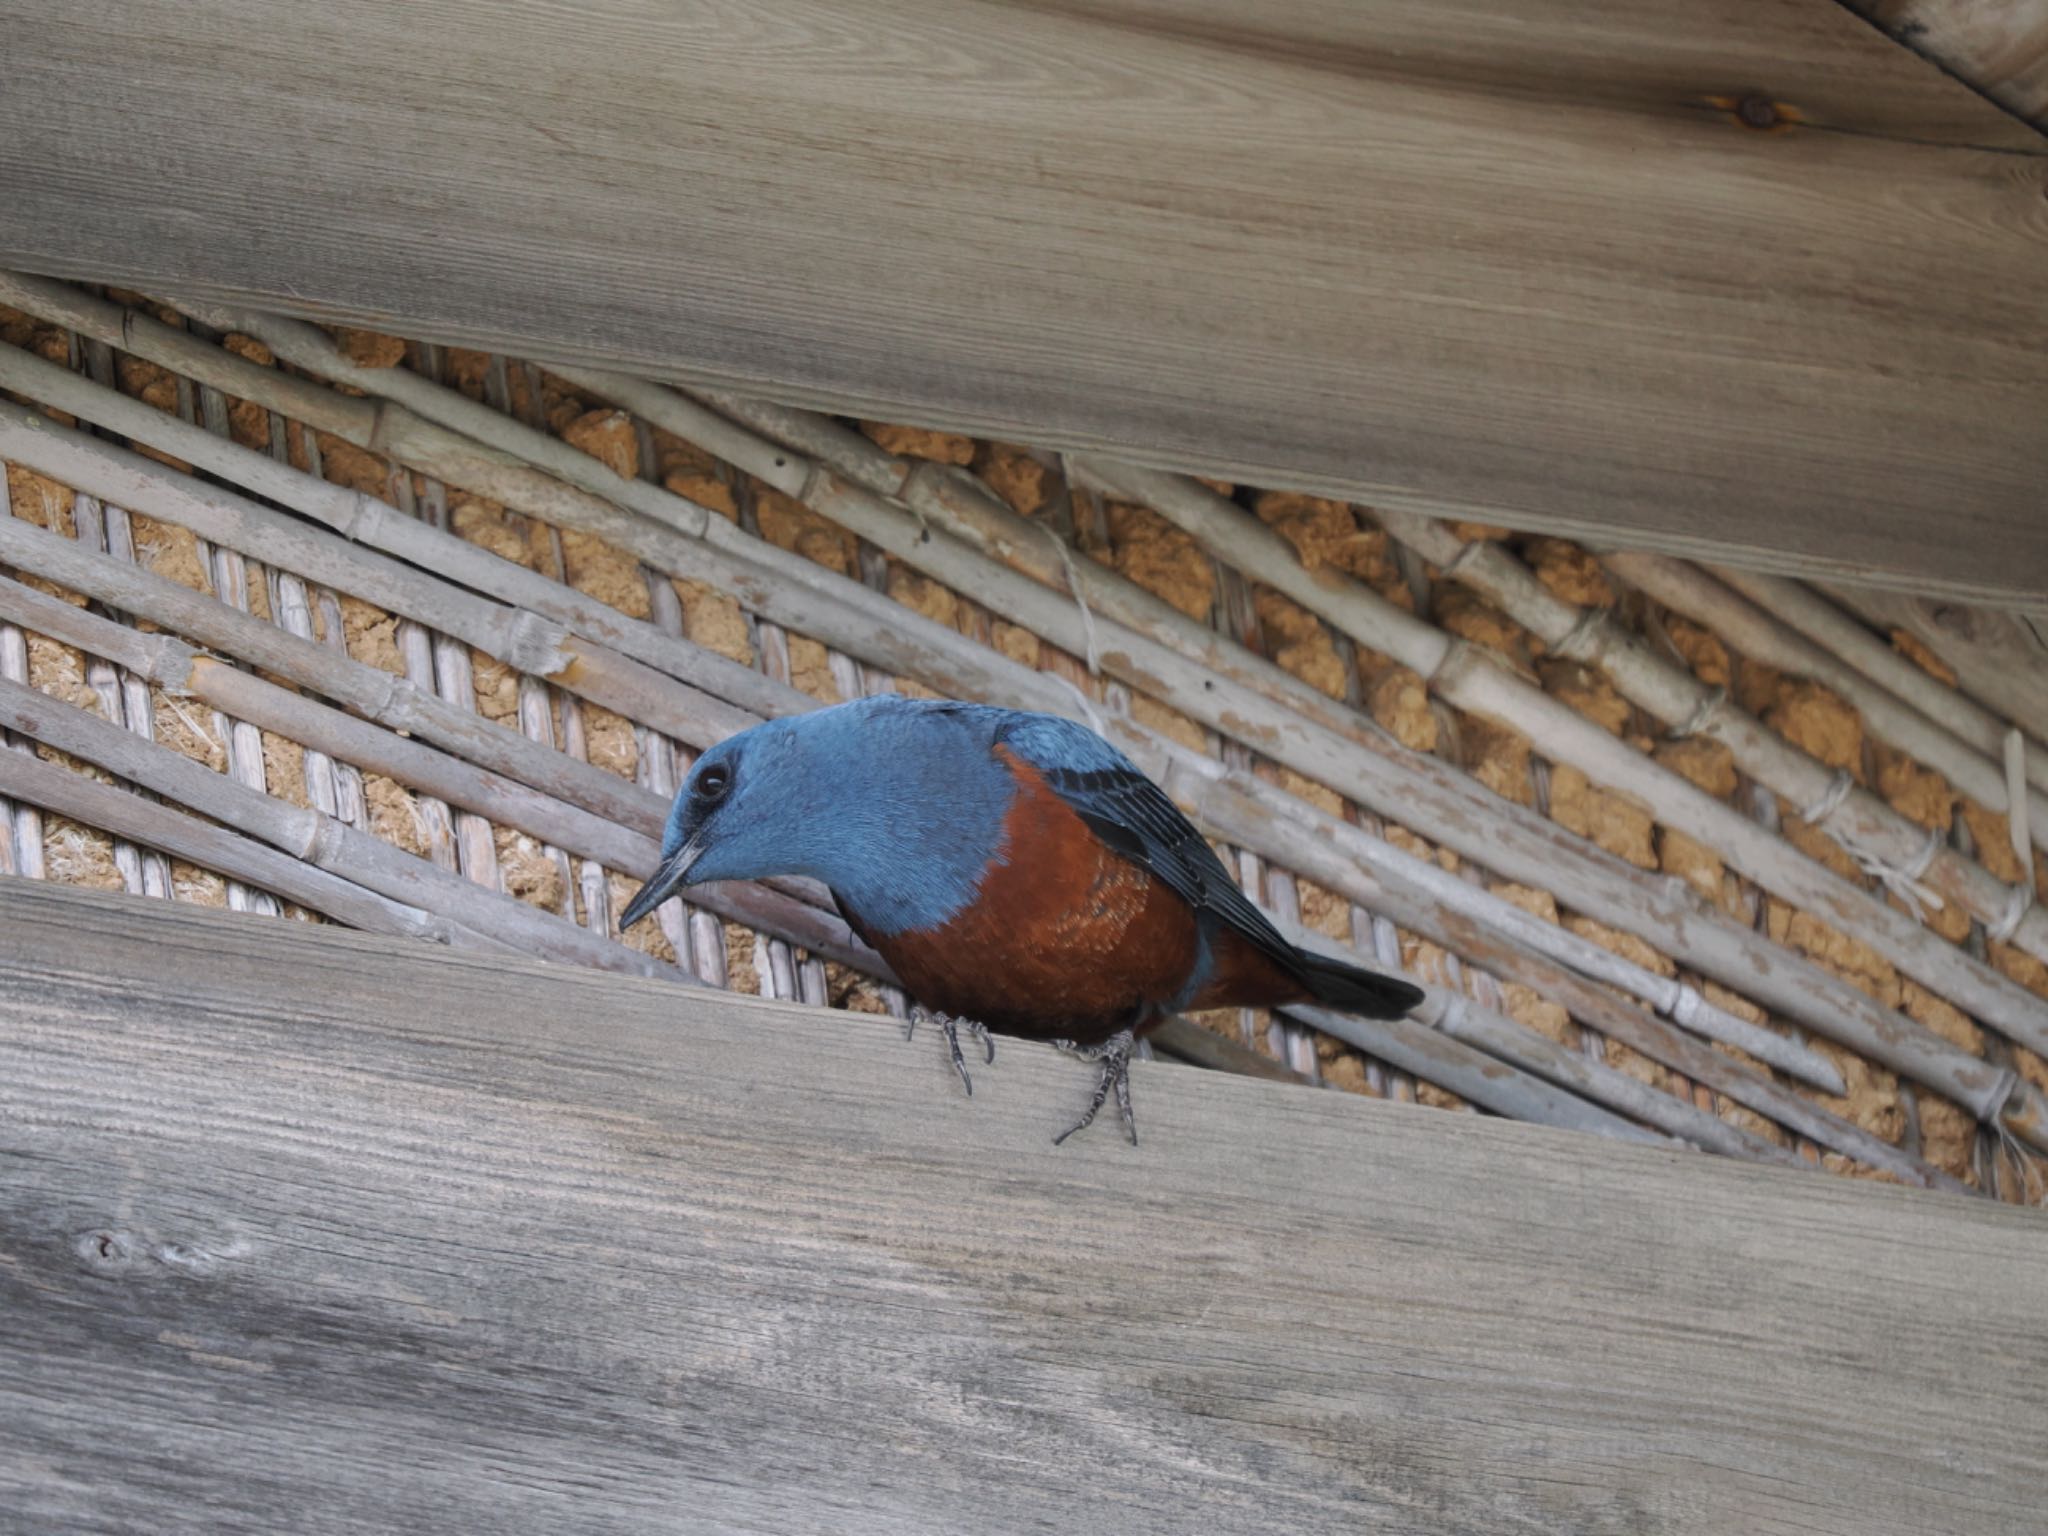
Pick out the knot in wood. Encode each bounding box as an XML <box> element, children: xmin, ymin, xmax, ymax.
<box><xmin>502</xmin><ymin>610</ymin><xmax>573</xmax><ymax>678</ymax></box>
<box><xmin>1737</xmin><ymin>95</ymin><xmax>1781</xmax><ymax>130</ymax></box>
<box><xmin>73</xmin><ymin>1228</ymin><xmax>140</xmax><ymax>1276</ymax></box>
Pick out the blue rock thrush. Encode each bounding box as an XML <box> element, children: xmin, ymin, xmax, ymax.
<box><xmin>621</xmin><ymin>695</ymin><xmax>1423</xmax><ymax>1143</ymax></box>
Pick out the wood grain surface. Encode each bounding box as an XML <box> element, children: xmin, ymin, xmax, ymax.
<box><xmin>0</xmin><ymin>2</ymin><xmax>2043</xmax><ymax>604</ymax></box>
<box><xmin>1823</xmin><ymin>583</ymin><xmax>2048</xmax><ymax>740</ymax></box>
<box><xmin>3</xmin><ymin>879</ymin><xmax>2045</xmax><ymax>1534</ymax></box>
<box><xmin>1842</xmin><ymin>0</ymin><xmax>2048</xmax><ymax>126</ymax></box>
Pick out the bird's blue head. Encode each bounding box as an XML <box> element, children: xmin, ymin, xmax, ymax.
<box><xmin>617</xmin><ymin>696</ymin><xmax>1016</xmax><ymax>935</ymax></box>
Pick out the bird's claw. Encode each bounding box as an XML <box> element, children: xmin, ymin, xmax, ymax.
<box><xmin>908</xmin><ymin>1006</ymin><xmax>995</xmax><ymax>1096</ymax></box>
<box><xmin>1051</xmin><ymin>1028</ymin><xmax>1138</xmax><ymax>1147</ymax></box>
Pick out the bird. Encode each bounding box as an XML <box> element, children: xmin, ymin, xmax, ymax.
<box><xmin>619</xmin><ymin>695</ymin><xmax>1424</xmax><ymax>1144</ymax></box>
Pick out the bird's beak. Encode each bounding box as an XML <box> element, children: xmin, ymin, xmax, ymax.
<box><xmin>619</xmin><ymin>834</ymin><xmax>706</xmax><ymax>931</ymax></box>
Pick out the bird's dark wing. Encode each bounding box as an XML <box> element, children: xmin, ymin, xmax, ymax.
<box><xmin>994</xmin><ymin>714</ymin><xmax>1305</xmax><ymax>976</ymax></box>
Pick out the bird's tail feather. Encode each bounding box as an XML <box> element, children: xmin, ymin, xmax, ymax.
<box><xmin>1294</xmin><ymin>951</ymin><xmax>1426</xmax><ymax>1019</ymax></box>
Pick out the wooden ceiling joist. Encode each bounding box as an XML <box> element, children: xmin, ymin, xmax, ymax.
<box><xmin>1</xmin><ymin>1</ymin><xmax>2044</xmax><ymax>604</ymax></box>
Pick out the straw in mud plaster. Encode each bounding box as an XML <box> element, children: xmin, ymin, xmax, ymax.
<box><xmin>681</xmin><ymin>389</ymin><xmax>1954</xmax><ymax>1112</ymax></box>
<box><xmin>4</xmin><ymin>325</ymin><xmax>1597</xmax><ymax>1122</ymax></box>
<box><xmin>1108</xmin><ymin>466</ymin><xmax>2048</xmax><ymax>1047</ymax></box>
<box><xmin>639</xmin><ymin>383</ymin><xmax>2005</xmax><ymax>1112</ymax></box>
<box><xmin>174</xmin><ymin>331</ymin><xmax>286</xmax><ymax>917</ymax></box>
<box><xmin>0</xmin><ymin>519</ymin><xmax>880</xmax><ymax>974</ymax></box>
<box><xmin>554</xmin><ymin>374</ymin><xmax>2033</xmax><ymax>1150</ymax></box>
<box><xmin>1612</xmin><ymin>552</ymin><xmax>2048</xmax><ymax>850</ymax></box>
<box><xmin>0</xmin><ymin>366</ymin><xmax>1966</xmax><ymax>1155</ymax></box>
<box><xmin>4</xmin><ymin>294</ymin><xmax>2015</xmax><ymax>1171</ymax></box>
<box><xmin>0</xmin><ymin>466</ymin><xmax>48</xmax><ymax>881</ymax></box>
<box><xmin>0</xmin><ymin>673</ymin><xmax>697</xmax><ymax>985</ymax></box>
<box><xmin>1396</xmin><ymin>520</ymin><xmax>2043</xmax><ymax>966</ymax></box>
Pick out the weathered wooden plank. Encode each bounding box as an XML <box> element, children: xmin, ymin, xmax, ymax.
<box><xmin>1825</xmin><ymin>583</ymin><xmax>2048</xmax><ymax>735</ymax></box>
<box><xmin>1843</xmin><ymin>0</ymin><xmax>2048</xmax><ymax>127</ymax></box>
<box><xmin>1</xmin><ymin>880</ymin><xmax>2045</xmax><ymax>1534</ymax></box>
<box><xmin>0</xmin><ymin>2</ymin><xmax>2043</xmax><ymax>605</ymax></box>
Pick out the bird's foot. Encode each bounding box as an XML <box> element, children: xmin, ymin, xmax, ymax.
<box><xmin>906</xmin><ymin>1006</ymin><xmax>995</xmax><ymax>1096</ymax></box>
<box><xmin>1050</xmin><ymin>1028</ymin><xmax>1138</xmax><ymax>1147</ymax></box>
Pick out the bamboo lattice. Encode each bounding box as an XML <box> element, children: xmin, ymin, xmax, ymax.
<box><xmin>3</xmin><ymin>272</ymin><xmax>2046</xmax><ymax>1200</ymax></box>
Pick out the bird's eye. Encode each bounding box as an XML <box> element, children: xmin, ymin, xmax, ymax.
<box><xmin>696</xmin><ymin>763</ymin><xmax>732</xmax><ymax>802</ymax></box>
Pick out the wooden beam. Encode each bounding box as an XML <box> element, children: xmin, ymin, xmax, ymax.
<box><xmin>1840</xmin><ymin>1</ymin><xmax>2048</xmax><ymax>128</ymax></box>
<box><xmin>3</xmin><ymin>880</ymin><xmax>2046</xmax><ymax>1533</ymax></box>
<box><xmin>1823</xmin><ymin>583</ymin><xmax>2048</xmax><ymax>740</ymax></box>
<box><xmin>1</xmin><ymin>2</ymin><xmax>2044</xmax><ymax>606</ymax></box>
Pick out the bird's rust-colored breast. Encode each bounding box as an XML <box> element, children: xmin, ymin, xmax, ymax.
<box><xmin>863</xmin><ymin>746</ymin><xmax>1199</xmax><ymax>1042</ymax></box>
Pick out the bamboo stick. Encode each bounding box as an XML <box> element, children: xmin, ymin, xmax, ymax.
<box><xmin>0</xmin><ymin>329</ymin><xmax>1050</xmax><ymax>730</ymax></box>
<box><xmin>636</xmin><ymin>652</ymin><xmax>712</xmax><ymax>975</ymax></box>
<box><xmin>1166</xmin><ymin>731</ymin><xmax>1845</xmax><ymax>1092</ymax></box>
<box><xmin>632</xmin><ymin>422</ymin><xmax>719</xmax><ymax>980</ymax></box>
<box><xmin>265</xmin><ymin>477</ymin><xmax>363</xmax><ymax>832</ymax></box>
<box><xmin>1620</xmin><ymin>552</ymin><xmax>2048</xmax><ymax>865</ymax></box>
<box><xmin>0</xmin><ymin>277</ymin><xmax>803</xmax><ymax>723</ymax></box>
<box><xmin>189</xmin><ymin>351</ymin><xmax>295</xmax><ymax>914</ymax></box>
<box><xmin>1372</xmin><ymin>513</ymin><xmax>2048</xmax><ymax>972</ymax></box>
<box><xmin>1822</xmin><ymin>582</ymin><xmax>2048</xmax><ymax>748</ymax></box>
<box><xmin>1327</xmin><ymin>548</ymin><xmax>1425</xmax><ymax>1097</ymax></box>
<box><xmin>0</xmin><ymin>447</ymin><xmax>1664</xmax><ymax>1142</ymax></box>
<box><xmin>0</xmin><ymin>550</ymin><xmax>1652</xmax><ymax>1144</ymax></box>
<box><xmin>486</xmin><ymin>345</ymin><xmax>585</xmax><ymax>936</ymax></box>
<box><xmin>66</xmin><ymin>308</ymin><xmax>162</xmax><ymax>900</ymax></box>
<box><xmin>63</xmin><ymin>489</ymin><xmax>169</xmax><ymax>900</ymax></box>
<box><xmin>0</xmin><ymin>558</ymin><xmax>877</xmax><ymax>973</ymax></box>
<box><xmin>0</xmin><ymin>675</ymin><xmax>699</xmax><ymax>985</ymax></box>
<box><xmin>0</xmin><ymin>462</ymin><xmax>39</xmax><ymax>880</ymax></box>
<box><xmin>3</xmin><ymin>298</ymin><xmax>2023</xmax><ymax>1155</ymax></box>
<box><xmin>1693</xmin><ymin>561</ymin><xmax>2048</xmax><ymax>802</ymax></box>
<box><xmin>731</xmin><ymin>472</ymin><xmax>809</xmax><ymax>1005</ymax></box>
<box><xmin>1284</xmin><ymin>998</ymin><xmax>1671</xmax><ymax>1145</ymax></box>
<box><xmin>0</xmin><ymin>384</ymin><xmax>759</xmax><ymax>752</ymax></box>
<box><xmin>384</xmin><ymin>458</ymin><xmax>488</xmax><ymax>885</ymax></box>
<box><xmin>1196</xmin><ymin>531</ymin><xmax>1290</xmax><ymax>1060</ymax></box>
<box><xmin>1081</xmin><ymin>463</ymin><xmax>2048</xmax><ymax>1049</ymax></box>
<box><xmin>112</xmin><ymin>291</ymin><xmax>1062</xmax><ymax>718</ymax></box>
<box><xmin>845</xmin><ymin>534</ymin><xmax>917</xmax><ymax>1023</ymax></box>
<box><xmin>1147</xmin><ymin>1018</ymin><xmax>1311</xmax><ymax>1083</ymax></box>
<box><xmin>0</xmin><ymin>736</ymin><xmax>504</xmax><ymax>951</ymax></box>
<box><xmin>1</xmin><ymin>288</ymin><xmax>1712</xmax><ymax>1122</ymax></box>
<box><xmin>1259</xmin><ymin>845</ymin><xmax>1321</xmax><ymax>1077</ymax></box>
<box><xmin>2007</xmin><ymin>731</ymin><xmax>2035</xmax><ymax>880</ymax></box>
<box><xmin>1289</xmin><ymin>978</ymin><xmax>1787</xmax><ymax>1161</ymax></box>
<box><xmin>0</xmin><ymin>272</ymin><xmax>376</xmax><ymax>438</ymax></box>
<box><xmin>617</xmin><ymin>385</ymin><xmax>2035</xmax><ymax>1136</ymax></box>
<box><xmin>1145</xmin><ymin>744</ymin><xmax>1964</xmax><ymax>1190</ymax></box>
